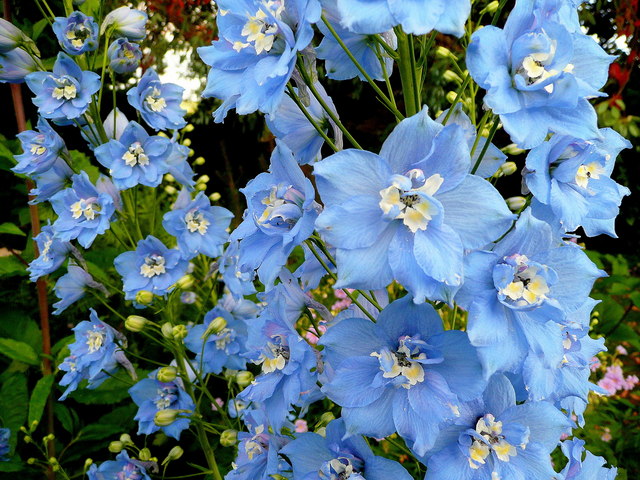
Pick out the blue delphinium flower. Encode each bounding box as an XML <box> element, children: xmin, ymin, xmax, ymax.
<box><xmin>557</xmin><ymin>438</ymin><xmax>617</xmax><ymax>480</ymax></box>
<box><xmin>165</xmin><ymin>139</ymin><xmax>196</xmax><ymax>189</ymax></box>
<box><xmin>58</xmin><ymin>308</ymin><xmax>134</xmax><ymax>400</ymax></box>
<box><xmin>220</xmin><ymin>240</ymin><xmax>258</xmax><ymax>297</ymax></box>
<box><xmin>425</xmin><ymin>374</ymin><xmax>570</xmax><ymax>480</ymax></box>
<box><xmin>226</xmin><ymin>410</ymin><xmax>291</xmax><ymax>480</ymax></box>
<box><xmin>266</xmin><ymin>82</ymin><xmax>338</xmax><ymax>165</ymax></box>
<box><xmin>466</xmin><ymin>0</ymin><xmax>614</xmax><ymax>148</ymax></box>
<box><xmin>87</xmin><ymin>450</ymin><xmax>151</xmax><ymax>480</ymax></box>
<box><xmin>127</xmin><ymin>68</ymin><xmax>187</xmax><ymax>131</ymax></box>
<box><xmin>184</xmin><ymin>305</ymin><xmax>250</xmax><ymax>374</ymax></box>
<box><xmin>230</xmin><ymin>141</ymin><xmax>320</xmax><ymax>288</ymax></box>
<box><xmin>163</xmin><ymin>191</ymin><xmax>234</xmax><ymax>259</ymax></box>
<box><xmin>334</xmin><ymin>0</ymin><xmax>470</xmax><ymax>37</ymax></box>
<box><xmin>52</xmin><ymin>262</ymin><xmax>101</xmax><ymax>315</ymax></box>
<box><xmin>114</xmin><ymin>235</ymin><xmax>189</xmax><ymax>301</ymax></box>
<box><xmin>95</xmin><ymin>121</ymin><xmax>173</xmax><ymax>190</ymax></box>
<box><xmin>26</xmin><ymin>52</ymin><xmax>100</xmax><ymax>120</ymax></box>
<box><xmin>0</xmin><ymin>47</ymin><xmax>39</xmax><ymax>83</ymax></box>
<box><xmin>0</xmin><ymin>428</ymin><xmax>9</xmax><ymax>461</ymax></box>
<box><xmin>128</xmin><ymin>369</ymin><xmax>195</xmax><ymax>439</ymax></box>
<box><xmin>13</xmin><ymin>117</ymin><xmax>67</xmax><ymax>176</ymax></box>
<box><xmin>0</xmin><ymin>18</ymin><xmax>27</xmax><ymax>52</ymax></box>
<box><xmin>314</xmin><ymin>107</ymin><xmax>515</xmax><ymax>303</ymax></box>
<box><xmin>50</xmin><ymin>171</ymin><xmax>115</xmax><ymax>248</ymax></box>
<box><xmin>455</xmin><ymin>209</ymin><xmax>604</xmax><ymax>377</ymax></box>
<box><xmin>282</xmin><ymin>418</ymin><xmax>413</xmax><ymax>480</ymax></box>
<box><xmin>294</xmin><ymin>243</ymin><xmax>335</xmax><ymax>291</ymax></box>
<box><xmin>29</xmin><ymin>158</ymin><xmax>74</xmax><ymax>204</ymax></box>
<box><xmin>318</xmin><ymin>0</ymin><xmax>396</xmax><ymax>81</ymax></box>
<box><xmin>101</xmin><ymin>6</ymin><xmax>148</xmax><ymax>42</ymax></box>
<box><xmin>52</xmin><ymin>12</ymin><xmax>98</xmax><ymax>55</ymax></box>
<box><xmin>27</xmin><ymin>224</ymin><xmax>72</xmax><ymax>281</ymax></box>
<box><xmin>320</xmin><ymin>296</ymin><xmax>486</xmax><ymax>456</ymax></box>
<box><xmin>198</xmin><ymin>0</ymin><xmax>321</xmax><ymax>122</ymax></box>
<box><xmin>108</xmin><ymin>38</ymin><xmax>142</xmax><ymax>74</ymax></box>
<box><xmin>524</xmin><ymin>128</ymin><xmax>631</xmax><ymax>237</ymax></box>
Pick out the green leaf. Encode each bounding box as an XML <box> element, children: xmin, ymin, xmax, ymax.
<box><xmin>31</xmin><ymin>18</ymin><xmax>48</xmax><ymax>40</ymax></box>
<box><xmin>69</xmin><ymin>150</ymin><xmax>100</xmax><ymax>183</ymax></box>
<box><xmin>0</xmin><ymin>460</ymin><xmax>25</xmax><ymax>472</ymax></box>
<box><xmin>77</xmin><ymin>423</ymin><xmax>124</xmax><ymax>442</ymax></box>
<box><xmin>0</xmin><ymin>255</ymin><xmax>28</xmax><ymax>278</ymax></box>
<box><xmin>28</xmin><ymin>375</ymin><xmax>55</xmax><ymax>427</ymax></box>
<box><xmin>0</xmin><ymin>223</ymin><xmax>25</xmax><ymax>237</ymax></box>
<box><xmin>71</xmin><ymin>375</ymin><xmax>134</xmax><ymax>404</ymax></box>
<box><xmin>0</xmin><ymin>338</ymin><xmax>39</xmax><ymax>365</ymax></box>
<box><xmin>53</xmin><ymin>403</ymin><xmax>75</xmax><ymax>433</ymax></box>
<box><xmin>0</xmin><ymin>374</ymin><xmax>28</xmax><ymax>453</ymax></box>
<box><xmin>0</xmin><ymin>312</ymin><xmax>42</xmax><ymax>353</ymax></box>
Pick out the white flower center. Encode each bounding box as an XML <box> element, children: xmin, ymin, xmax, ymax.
<box><xmin>240</xmin><ymin>1</ymin><xmax>284</xmax><ymax>54</ymax></box>
<box><xmin>468</xmin><ymin>414</ymin><xmax>519</xmax><ymax>469</ymax></box>
<box><xmin>257</xmin><ymin>341</ymin><xmax>289</xmax><ymax>373</ymax></box>
<box><xmin>214</xmin><ymin>328</ymin><xmax>234</xmax><ymax>350</ymax></box>
<box><xmin>52</xmin><ymin>79</ymin><xmax>77</xmax><ymax>100</ymax></box>
<box><xmin>122</xmin><ymin>142</ymin><xmax>149</xmax><ymax>167</ymax></box>
<box><xmin>245</xmin><ymin>425</ymin><xmax>266</xmax><ymax>460</ymax></box>
<box><xmin>498</xmin><ymin>254</ymin><xmax>550</xmax><ymax>305</ymax></box>
<box><xmin>140</xmin><ymin>254</ymin><xmax>166</xmax><ymax>278</ymax></box>
<box><xmin>371</xmin><ymin>341</ymin><xmax>426</xmax><ymax>389</ymax></box>
<box><xmin>185</xmin><ymin>210</ymin><xmax>210</xmax><ymax>234</ymax></box>
<box><xmin>70</xmin><ymin>199</ymin><xmax>98</xmax><ymax>221</ymax></box>
<box><xmin>30</xmin><ymin>143</ymin><xmax>47</xmax><ymax>156</ymax></box>
<box><xmin>574</xmin><ymin>161</ymin><xmax>606</xmax><ymax>189</ymax></box>
<box><xmin>145</xmin><ymin>88</ymin><xmax>167</xmax><ymax>112</ymax></box>
<box><xmin>86</xmin><ymin>328</ymin><xmax>105</xmax><ymax>353</ymax></box>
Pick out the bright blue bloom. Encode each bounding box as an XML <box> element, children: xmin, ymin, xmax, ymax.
<box><xmin>128</xmin><ymin>369</ymin><xmax>195</xmax><ymax>439</ymax></box>
<box><xmin>0</xmin><ymin>428</ymin><xmax>9</xmax><ymax>461</ymax></box>
<box><xmin>0</xmin><ymin>47</ymin><xmax>39</xmax><ymax>83</ymax></box>
<box><xmin>52</xmin><ymin>262</ymin><xmax>98</xmax><ymax>314</ymax></box>
<box><xmin>467</xmin><ymin>0</ymin><xmax>614</xmax><ymax>148</ymax></box>
<box><xmin>524</xmin><ymin>128</ymin><xmax>631</xmax><ymax>237</ymax></box>
<box><xmin>184</xmin><ymin>305</ymin><xmax>250</xmax><ymax>374</ymax></box>
<box><xmin>52</xmin><ymin>12</ymin><xmax>98</xmax><ymax>55</ymax></box>
<box><xmin>101</xmin><ymin>6</ymin><xmax>148</xmax><ymax>42</ymax></box>
<box><xmin>220</xmin><ymin>292</ymin><xmax>263</xmax><ymax>322</ymax></box>
<box><xmin>114</xmin><ymin>235</ymin><xmax>189</xmax><ymax>302</ymax></box>
<box><xmin>198</xmin><ymin>0</ymin><xmax>321</xmax><ymax>122</ymax></box>
<box><xmin>558</xmin><ymin>438</ymin><xmax>617</xmax><ymax>480</ymax></box>
<box><xmin>425</xmin><ymin>374</ymin><xmax>569</xmax><ymax>480</ymax></box>
<box><xmin>282</xmin><ymin>418</ymin><xmax>413</xmax><ymax>480</ymax></box>
<box><xmin>266</xmin><ymin>82</ymin><xmax>339</xmax><ymax>165</ymax></box>
<box><xmin>27</xmin><ymin>224</ymin><xmax>72</xmax><ymax>281</ymax></box>
<box><xmin>455</xmin><ymin>209</ymin><xmax>604</xmax><ymax>377</ymax></box>
<box><xmin>318</xmin><ymin>0</ymin><xmax>396</xmax><ymax>81</ymax></box>
<box><xmin>127</xmin><ymin>68</ymin><xmax>187</xmax><ymax>131</ymax></box>
<box><xmin>163</xmin><ymin>191</ymin><xmax>234</xmax><ymax>259</ymax></box>
<box><xmin>230</xmin><ymin>141</ymin><xmax>321</xmax><ymax>288</ymax></box>
<box><xmin>237</xmin><ymin>281</ymin><xmax>323</xmax><ymax>430</ymax></box>
<box><xmin>58</xmin><ymin>308</ymin><xmax>134</xmax><ymax>400</ymax></box>
<box><xmin>165</xmin><ymin>140</ymin><xmax>196</xmax><ymax>189</ymax></box>
<box><xmin>28</xmin><ymin>158</ymin><xmax>74</xmax><ymax>204</ymax></box>
<box><xmin>226</xmin><ymin>410</ymin><xmax>291</xmax><ymax>480</ymax></box>
<box><xmin>87</xmin><ymin>450</ymin><xmax>152</xmax><ymax>480</ymax></box>
<box><xmin>26</xmin><ymin>52</ymin><xmax>100</xmax><ymax>120</ymax></box>
<box><xmin>0</xmin><ymin>18</ymin><xmax>26</xmax><ymax>53</ymax></box>
<box><xmin>314</xmin><ymin>107</ymin><xmax>515</xmax><ymax>303</ymax></box>
<box><xmin>13</xmin><ymin>117</ymin><xmax>67</xmax><ymax>176</ymax></box>
<box><xmin>108</xmin><ymin>38</ymin><xmax>142</xmax><ymax>74</ymax></box>
<box><xmin>334</xmin><ymin>0</ymin><xmax>469</xmax><ymax>36</ymax></box>
<box><xmin>294</xmin><ymin>243</ymin><xmax>335</xmax><ymax>291</ymax></box>
<box><xmin>320</xmin><ymin>296</ymin><xmax>486</xmax><ymax>456</ymax></box>
<box><xmin>219</xmin><ymin>240</ymin><xmax>258</xmax><ymax>297</ymax></box>
<box><xmin>50</xmin><ymin>171</ymin><xmax>115</xmax><ymax>248</ymax></box>
<box><xmin>95</xmin><ymin>121</ymin><xmax>172</xmax><ymax>190</ymax></box>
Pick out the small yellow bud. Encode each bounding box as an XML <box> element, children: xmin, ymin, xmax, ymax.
<box><xmin>435</xmin><ymin>46</ymin><xmax>455</xmax><ymax>59</ymax></box>
<box><xmin>235</xmin><ymin>370</ymin><xmax>254</xmax><ymax>388</ymax></box>
<box><xmin>109</xmin><ymin>441</ymin><xmax>124</xmax><ymax>453</ymax></box>
<box><xmin>203</xmin><ymin>316</ymin><xmax>227</xmax><ymax>337</ymax></box>
<box><xmin>220</xmin><ymin>429</ymin><xmax>238</xmax><ymax>447</ymax></box>
<box><xmin>161</xmin><ymin>322</ymin><xmax>174</xmax><ymax>339</ymax></box>
<box><xmin>120</xmin><ymin>434</ymin><xmax>133</xmax><ymax>444</ymax></box>
<box><xmin>164</xmin><ymin>173</ymin><xmax>176</xmax><ymax>183</ymax></box>
<box><xmin>158</xmin><ymin>131</ymin><xmax>169</xmax><ymax>138</ymax></box>
<box><xmin>188</xmin><ymin>149</ymin><xmax>195</xmax><ymax>157</ymax></box>
<box><xmin>484</xmin><ymin>0</ymin><xmax>500</xmax><ymax>13</ymax></box>
<box><xmin>48</xmin><ymin>457</ymin><xmax>58</xmax><ymax>465</ymax></box>
<box><xmin>139</xmin><ymin>447</ymin><xmax>152</xmax><ymax>461</ymax></box>
<box><xmin>23</xmin><ymin>436</ymin><xmax>32</xmax><ymax>443</ymax></box>
<box><xmin>506</xmin><ymin>196</ymin><xmax>527</xmax><ymax>212</ymax></box>
<box><xmin>502</xmin><ymin>143</ymin><xmax>526</xmax><ymax>156</ymax></box>
<box><xmin>165</xmin><ymin>185</ymin><xmax>177</xmax><ymax>195</ymax></box>
<box><xmin>194</xmin><ymin>156</ymin><xmax>206</xmax><ymax>165</ymax></box>
<box><xmin>209</xmin><ymin>192</ymin><xmax>221</xmax><ymax>202</ymax></box>
<box><xmin>52</xmin><ymin>465</ymin><xmax>61</xmax><ymax>472</ymax></box>
<box><xmin>176</xmin><ymin>275</ymin><xmax>195</xmax><ymax>289</ymax></box>
<box><xmin>318</xmin><ymin>412</ymin><xmax>335</xmax><ymax>427</ymax></box>
<box><xmin>43</xmin><ymin>433</ymin><xmax>55</xmax><ymax>442</ymax></box>
<box><xmin>162</xmin><ymin>446</ymin><xmax>184</xmax><ymax>465</ymax></box>
<box><xmin>445</xmin><ymin>91</ymin><xmax>459</xmax><ymax>104</ymax></box>
<box><xmin>172</xmin><ymin>324</ymin><xmax>188</xmax><ymax>340</ymax></box>
<box><xmin>157</xmin><ymin>366</ymin><xmax>178</xmax><ymax>383</ymax></box>
<box><xmin>84</xmin><ymin>458</ymin><xmax>93</xmax><ymax>470</ymax></box>
<box><xmin>27</xmin><ymin>458</ymin><xmax>36</xmax><ymax>465</ymax></box>
<box><xmin>196</xmin><ymin>183</ymin><xmax>207</xmax><ymax>191</ymax></box>
<box><xmin>154</xmin><ymin>409</ymin><xmax>179</xmax><ymax>427</ymax></box>
<box><xmin>197</xmin><ymin>174</ymin><xmax>210</xmax><ymax>184</ymax></box>
<box><xmin>125</xmin><ymin>315</ymin><xmax>148</xmax><ymax>332</ymax></box>
<box><xmin>497</xmin><ymin>161</ymin><xmax>518</xmax><ymax>177</ymax></box>
<box><xmin>443</xmin><ymin>70</ymin><xmax>463</xmax><ymax>84</ymax></box>
<box><xmin>135</xmin><ymin>290</ymin><xmax>154</xmax><ymax>305</ymax></box>
<box><xmin>182</xmin><ymin>138</ymin><xmax>192</xmax><ymax>147</ymax></box>
<box><xmin>20</xmin><ymin>426</ymin><xmax>28</xmax><ymax>433</ymax></box>
<box><xmin>183</xmin><ymin>124</ymin><xmax>195</xmax><ymax>132</ymax></box>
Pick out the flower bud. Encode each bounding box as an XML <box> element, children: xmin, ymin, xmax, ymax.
<box><xmin>27</xmin><ymin>458</ymin><xmax>36</xmax><ymax>465</ymax></box>
<box><xmin>188</xmin><ymin>149</ymin><xmax>195</xmax><ymax>157</ymax></box>
<box><xmin>484</xmin><ymin>0</ymin><xmax>500</xmax><ymax>13</ymax></box>
<box><xmin>203</xmin><ymin>316</ymin><xmax>227</xmax><ymax>338</ymax></box>
<box><xmin>220</xmin><ymin>429</ymin><xmax>238</xmax><ymax>447</ymax></box>
<box><xmin>506</xmin><ymin>196</ymin><xmax>527</xmax><ymax>212</ymax></box>
<box><xmin>125</xmin><ymin>315</ymin><xmax>148</xmax><ymax>332</ymax></box>
<box><xmin>443</xmin><ymin>70</ymin><xmax>463</xmax><ymax>84</ymax></box>
<box><xmin>235</xmin><ymin>370</ymin><xmax>254</xmax><ymax>388</ymax></box>
<box><xmin>197</xmin><ymin>175</ymin><xmax>210</xmax><ymax>184</ymax></box>
<box><xmin>209</xmin><ymin>192</ymin><xmax>221</xmax><ymax>202</ymax></box>
<box><xmin>195</xmin><ymin>183</ymin><xmax>207</xmax><ymax>191</ymax></box>
<box><xmin>139</xmin><ymin>447</ymin><xmax>152</xmax><ymax>461</ymax></box>
<box><xmin>162</xmin><ymin>446</ymin><xmax>184</xmax><ymax>465</ymax></box>
<box><xmin>48</xmin><ymin>457</ymin><xmax>58</xmax><ymax>465</ymax></box>
<box><xmin>135</xmin><ymin>290</ymin><xmax>154</xmax><ymax>305</ymax></box>
<box><xmin>101</xmin><ymin>6</ymin><xmax>148</xmax><ymax>42</ymax></box>
<box><xmin>194</xmin><ymin>156</ymin><xmax>206</xmax><ymax>165</ymax></box>
<box><xmin>176</xmin><ymin>274</ymin><xmax>195</xmax><ymax>289</ymax></box>
<box><xmin>108</xmin><ymin>441</ymin><xmax>124</xmax><ymax>453</ymax></box>
<box><xmin>182</xmin><ymin>138</ymin><xmax>192</xmax><ymax>147</ymax></box>
<box><xmin>164</xmin><ymin>174</ymin><xmax>176</xmax><ymax>183</ymax></box>
<box><xmin>154</xmin><ymin>409</ymin><xmax>179</xmax><ymax>427</ymax></box>
<box><xmin>161</xmin><ymin>322</ymin><xmax>174</xmax><ymax>338</ymax></box>
<box><xmin>165</xmin><ymin>185</ymin><xmax>177</xmax><ymax>195</ymax></box>
<box><xmin>497</xmin><ymin>161</ymin><xmax>517</xmax><ymax>177</ymax></box>
<box><xmin>435</xmin><ymin>46</ymin><xmax>455</xmax><ymax>59</ymax></box>
<box><xmin>502</xmin><ymin>143</ymin><xmax>526</xmax><ymax>156</ymax></box>
<box><xmin>104</xmin><ymin>108</ymin><xmax>129</xmax><ymax>141</ymax></box>
<box><xmin>83</xmin><ymin>458</ymin><xmax>93</xmax><ymax>471</ymax></box>
<box><xmin>0</xmin><ymin>18</ymin><xmax>27</xmax><ymax>53</ymax></box>
<box><xmin>0</xmin><ymin>48</ymin><xmax>39</xmax><ymax>84</ymax></box>
<box><xmin>224</xmin><ymin>369</ymin><xmax>238</xmax><ymax>380</ymax></box>
<box><xmin>318</xmin><ymin>412</ymin><xmax>335</xmax><ymax>427</ymax></box>
<box><xmin>183</xmin><ymin>124</ymin><xmax>195</xmax><ymax>133</ymax></box>
<box><xmin>120</xmin><ymin>434</ymin><xmax>133</xmax><ymax>444</ymax></box>
<box><xmin>445</xmin><ymin>91</ymin><xmax>459</xmax><ymax>104</ymax></box>
<box><xmin>172</xmin><ymin>324</ymin><xmax>188</xmax><ymax>340</ymax></box>
<box><xmin>23</xmin><ymin>435</ymin><xmax>32</xmax><ymax>443</ymax></box>
<box><xmin>157</xmin><ymin>366</ymin><xmax>178</xmax><ymax>383</ymax></box>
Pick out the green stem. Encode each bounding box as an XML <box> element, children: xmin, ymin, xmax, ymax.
<box><xmin>97</xmin><ymin>33</ymin><xmax>112</xmax><ymax>112</ymax></box>
<box><xmin>396</xmin><ymin>30</ymin><xmax>418</xmax><ymax>116</ymax></box>
<box><xmin>286</xmin><ymin>84</ymin><xmax>337</xmax><ymax>151</ymax></box>
<box><xmin>374</xmin><ymin>44</ymin><xmax>399</xmax><ymax>123</ymax></box>
<box><xmin>441</xmin><ymin>72</ymin><xmax>471</xmax><ymax>125</ymax></box>
<box><xmin>408</xmin><ymin>34</ymin><xmax>422</xmax><ymax>110</ymax></box>
<box><xmin>471</xmin><ymin>117</ymin><xmax>500</xmax><ymax>175</ymax></box>
<box><xmin>469</xmin><ymin>111</ymin><xmax>491</xmax><ymax>156</ymax></box>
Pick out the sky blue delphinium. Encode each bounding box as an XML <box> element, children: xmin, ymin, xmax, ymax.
<box><xmin>58</xmin><ymin>308</ymin><xmax>134</xmax><ymax>400</ymax></box>
<box><xmin>127</xmin><ymin>68</ymin><xmax>187</xmax><ymax>130</ymax></box>
<box><xmin>317</xmin><ymin>0</ymin><xmax>396</xmax><ymax>81</ymax></box>
<box><xmin>198</xmin><ymin>0</ymin><xmax>321</xmax><ymax>122</ymax></box>
<box><xmin>282</xmin><ymin>418</ymin><xmax>413</xmax><ymax>480</ymax></box>
<box><xmin>230</xmin><ymin>141</ymin><xmax>320</xmax><ymax>289</ymax></box>
<box><xmin>87</xmin><ymin>450</ymin><xmax>151</xmax><ymax>480</ymax></box>
<box><xmin>50</xmin><ymin>171</ymin><xmax>115</xmax><ymax>248</ymax></box>
<box><xmin>95</xmin><ymin>120</ymin><xmax>173</xmax><ymax>190</ymax></box>
<box><xmin>0</xmin><ymin>18</ymin><xmax>27</xmax><ymax>52</ymax></box>
<box><xmin>184</xmin><ymin>305</ymin><xmax>250</xmax><ymax>374</ymax></box>
<box><xmin>27</xmin><ymin>224</ymin><xmax>72</xmax><ymax>281</ymax></box>
<box><xmin>52</xmin><ymin>262</ymin><xmax>103</xmax><ymax>314</ymax></box>
<box><xmin>52</xmin><ymin>12</ymin><xmax>98</xmax><ymax>55</ymax></box>
<box><xmin>28</xmin><ymin>158</ymin><xmax>74</xmax><ymax>204</ymax></box>
<box><xmin>108</xmin><ymin>38</ymin><xmax>142</xmax><ymax>74</ymax></box>
<box><xmin>0</xmin><ymin>47</ymin><xmax>39</xmax><ymax>83</ymax></box>
<box><xmin>13</xmin><ymin>117</ymin><xmax>67</xmax><ymax>176</ymax></box>
<box><xmin>266</xmin><ymin>82</ymin><xmax>338</xmax><ymax>165</ymax></box>
<box><xmin>101</xmin><ymin>6</ymin><xmax>148</xmax><ymax>42</ymax></box>
<box><xmin>219</xmin><ymin>240</ymin><xmax>258</xmax><ymax>297</ymax></box>
<box><xmin>557</xmin><ymin>438</ymin><xmax>617</xmax><ymax>480</ymax></box>
<box><xmin>314</xmin><ymin>107</ymin><xmax>515</xmax><ymax>303</ymax></box>
<box><xmin>26</xmin><ymin>52</ymin><xmax>100</xmax><ymax>120</ymax></box>
<box><xmin>0</xmin><ymin>428</ymin><xmax>9</xmax><ymax>461</ymax></box>
<box><xmin>334</xmin><ymin>0</ymin><xmax>470</xmax><ymax>37</ymax></box>
<box><xmin>425</xmin><ymin>374</ymin><xmax>570</xmax><ymax>480</ymax></box>
<box><xmin>455</xmin><ymin>209</ymin><xmax>604</xmax><ymax>378</ymax></box>
<box><xmin>128</xmin><ymin>369</ymin><xmax>195</xmax><ymax>440</ymax></box>
<box><xmin>319</xmin><ymin>296</ymin><xmax>486</xmax><ymax>456</ymax></box>
<box><xmin>163</xmin><ymin>191</ymin><xmax>234</xmax><ymax>259</ymax></box>
<box><xmin>114</xmin><ymin>235</ymin><xmax>189</xmax><ymax>302</ymax></box>
<box><xmin>523</xmin><ymin>128</ymin><xmax>631</xmax><ymax>237</ymax></box>
<box><xmin>466</xmin><ymin>0</ymin><xmax>614</xmax><ymax>149</ymax></box>
<box><xmin>165</xmin><ymin>139</ymin><xmax>196</xmax><ymax>189</ymax></box>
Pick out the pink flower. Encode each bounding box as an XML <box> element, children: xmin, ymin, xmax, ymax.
<box><xmin>590</xmin><ymin>356</ymin><xmax>601</xmax><ymax>372</ymax></box>
<box><xmin>601</xmin><ymin>427</ymin><xmax>612</xmax><ymax>442</ymax></box>
<box><xmin>294</xmin><ymin>419</ymin><xmax>308</xmax><ymax>433</ymax></box>
<box><xmin>623</xmin><ymin>374</ymin><xmax>639</xmax><ymax>391</ymax></box>
<box><xmin>211</xmin><ymin>398</ymin><xmax>224</xmax><ymax>411</ymax></box>
<box><xmin>615</xmin><ymin>345</ymin><xmax>628</xmax><ymax>355</ymax></box>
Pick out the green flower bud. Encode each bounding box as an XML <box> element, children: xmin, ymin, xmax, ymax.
<box><xmin>125</xmin><ymin>315</ymin><xmax>148</xmax><ymax>332</ymax></box>
<box><xmin>224</xmin><ymin>369</ymin><xmax>238</xmax><ymax>380</ymax></box>
<box><xmin>157</xmin><ymin>366</ymin><xmax>178</xmax><ymax>383</ymax></box>
<box><xmin>498</xmin><ymin>161</ymin><xmax>517</xmax><ymax>177</ymax></box>
<box><xmin>197</xmin><ymin>174</ymin><xmax>210</xmax><ymax>184</ymax></box>
<box><xmin>502</xmin><ymin>143</ymin><xmax>526</xmax><ymax>156</ymax></box>
<box><xmin>194</xmin><ymin>156</ymin><xmax>206</xmax><ymax>165</ymax></box>
<box><xmin>196</xmin><ymin>183</ymin><xmax>207</xmax><ymax>191</ymax></box>
<box><xmin>220</xmin><ymin>429</ymin><xmax>238</xmax><ymax>447</ymax></box>
<box><xmin>443</xmin><ymin>70</ymin><xmax>463</xmax><ymax>84</ymax></box>
<box><xmin>485</xmin><ymin>0</ymin><xmax>500</xmax><ymax>13</ymax></box>
<box><xmin>139</xmin><ymin>447</ymin><xmax>152</xmax><ymax>461</ymax></box>
<box><xmin>120</xmin><ymin>433</ymin><xmax>133</xmax><ymax>444</ymax></box>
<box><xmin>84</xmin><ymin>458</ymin><xmax>93</xmax><ymax>469</ymax></box>
<box><xmin>203</xmin><ymin>316</ymin><xmax>227</xmax><ymax>338</ymax></box>
<box><xmin>154</xmin><ymin>409</ymin><xmax>179</xmax><ymax>427</ymax></box>
<box><xmin>176</xmin><ymin>274</ymin><xmax>195</xmax><ymax>289</ymax></box>
<box><xmin>108</xmin><ymin>441</ymin><xmax>124</xmax><ymax>453</ymax></box>
<box><xmin>182</xmin><ymin>138</ymin><xmax>192</xmax><ymax>147</ymax></box>
<box><xmin>318</xmin><ymin>412</ymin><xmax>335</xmax><ymax>427</ymax></box>
<box><xmin>165</xmin><ymin>185</ymin><xmax>177</xmax><ymax>195</ymax></box>
<box><xmin>161</xmin><ymin>322</ymin><xmax>174</xmax><ymax>339</ymax></box>
<box><xmin>435</xmin><ymin>46</ymin><xmax>455</xmax><ymax>59</ymax></box>
<box><xmin>23</xmin><ymin>435</ymin><xmax>32</xmax><ymax>443</ymax></box>
<box><xmin>445</xmin><ymin>91</ymin><xmax>459</xmax><ymax>104</ymax></box>
<box><xmin>506</xmin><ymin>196</ymin><xmax>527</xmax><ymax>212</ymax></box>
<box><xmin>235</xmin><ymin>370</ymin><xmax>254</xmax><ymax>388</ymax></box>
<box><xmin>27</xmin><ymin>458</ymin><xmax>36</xmax><ymax>465</ymax></box>
<box><xmin>135</xmin><ymin>290</ymin><xmax>154</xmax><ymax>305</ymax></box>
<box><xmin>172</xmin><ymin>324</ymin><xmax>188</xmax><ymax>340</ymax></box>
<box><xmin>164</xmin><ymin>173</ymin><xmax>176</xmax><ymax>183</ymax></box>
<box><xmin>162</xmin><ymin>446</ymin><xmax>184</xmax><ymax>465</ymax></box>
<box><xmin>209</xmin><ymin>192</ymin><xmax>221</xmax><ymax>202</ymax></box>
<box><xmin>183</xmin><ymin>124</ymin><xmax>195</xmax><ymax>132</ymax></box>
